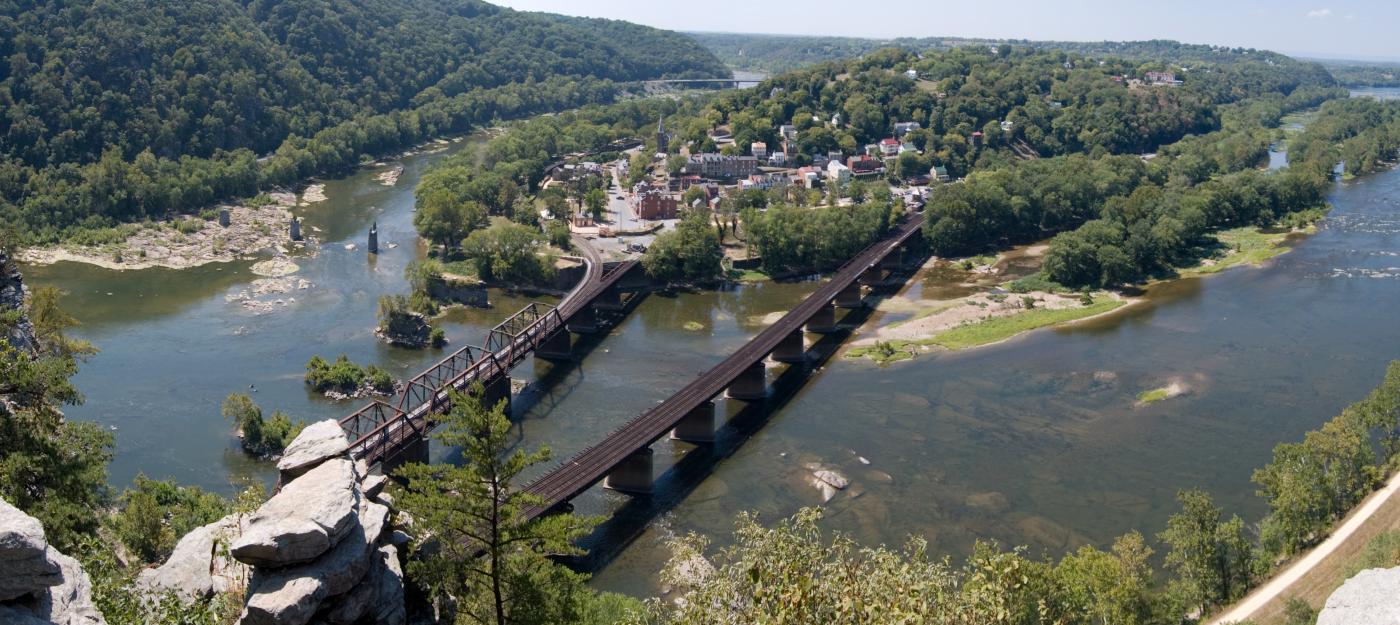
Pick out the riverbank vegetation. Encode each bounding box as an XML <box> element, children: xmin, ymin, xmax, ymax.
<box><xmin>0</xmin><ymin>0</ymin><xmax>727</xmax><ymax>246</ymax></box>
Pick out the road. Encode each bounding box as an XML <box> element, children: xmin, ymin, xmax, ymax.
<box><xmin>1209</xmin><ymin>469</ymin><xmax>1400</xmax><ymax>624</ymax></box>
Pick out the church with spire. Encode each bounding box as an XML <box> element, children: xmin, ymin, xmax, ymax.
<box><xmin>656</xmin><ymin>115</ymin><xmax>669</xmax><ymax>156</ymax></box>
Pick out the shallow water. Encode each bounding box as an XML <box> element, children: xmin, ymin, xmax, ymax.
<box><xmin>24</xmin><ymin>92</ymin><xmax>1400</xmax><ymax>597</ymax></box>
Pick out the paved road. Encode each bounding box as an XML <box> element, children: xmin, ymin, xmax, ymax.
<box><xmin>1209</xmin><ymin>470</ymin><xmax>1400</xmax><ymax>624</ymax></box>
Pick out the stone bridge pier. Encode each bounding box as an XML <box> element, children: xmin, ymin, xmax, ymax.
<box><xmin>834</xmin><ymin>282</ymin><xmax>864</xmax><ymax>308</ymax></box>
<box><xmin>536</xmin><ymin>329</ymin><xmax>573</xmax><ymax>361</ymax></box>
<box><xmin>481</xmin><ymin>375</ymin><xmax>512</xmax><ymax>415</ymax></box>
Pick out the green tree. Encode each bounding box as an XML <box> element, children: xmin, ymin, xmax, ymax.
<box><xmin>394</xmin><ymin>385</ymin><xmax>600</xmax><ymax>625</ymax></box>
<box><xmin>1158</xmin><ymin>489</ymin><xmax>1254</xmax><ymax>615</ymax></box>
<box><xmin>642</xmin><ymin>210</ymin><xmax>723</xmax><ymax>283</ymax></box>
<box><xmin>415</xmin><ymin>189</ymin><xmax>485</xmax><ymax>251</ymax></box>
<box><xmin>1054</xmin><ymin>531</ymin><xmax>1156</xmax><ymax>625</ymax></box>
<box><xmin>584</xmin><ymin>188</ymin><xmax>607</xmax><ymax>221</ymax></box>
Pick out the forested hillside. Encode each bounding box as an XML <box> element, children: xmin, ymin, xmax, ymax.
<box><xmin>0</xmin><ymin>0</ymin><xmax>727</xmax><ymax>243</ymax></box>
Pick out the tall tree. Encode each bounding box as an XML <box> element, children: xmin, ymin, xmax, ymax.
<box><xmin>394</xmin><ymin>385</ymin><xmax>598</xmax><ymax>625</ymax></box>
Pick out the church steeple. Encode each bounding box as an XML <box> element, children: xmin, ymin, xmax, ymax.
<box><xmin>656</xmin><ymin>114</ymin><xmax>669</xmax><ymax>154</ymax></box>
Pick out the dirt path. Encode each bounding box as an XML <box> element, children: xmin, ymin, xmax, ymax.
<box><xmin>1210</xmin><ymin>470</ymin><xmax>1400</xmax><ymax>624</ymax></box>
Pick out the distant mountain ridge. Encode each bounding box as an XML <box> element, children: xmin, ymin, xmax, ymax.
<box><xmin>0</xmin><ymin>0</ymin><xmax>727</xmax><ymax>168</ymax></box>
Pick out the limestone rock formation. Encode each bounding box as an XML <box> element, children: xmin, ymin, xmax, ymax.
<box><xmin>206</xmin><ymin>427</ymin><xmax>408</xmax><ymax>625</ymax></box>
<box><xmin>277</xmin><ymin>419</ymin><xmax>351</xmax><ymax>478</ymax></box>
<box><xmin>1317</xmin><ymin>567</ymin><xmax>1400</xmax><ymax>625</ymax></box>
<box><xmin>0</xmin><ymin>498</ymin><xmax>105</xmax><ymax>625</ymax></box>
<box><xmin>231</xmin><ymin>457</ymin><xmax>360</xmax><ymax>567</ymax></box>
<box><xmin>137</xmin><ymin>513</ymin><xmax>250</xmax><ymax>601</ymax></box>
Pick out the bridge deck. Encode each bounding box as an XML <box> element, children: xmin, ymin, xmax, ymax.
<box><xmin>521</xmin><ymin>213</ymin><xmax>926</xmax><ymax>518</ymax></box>
<box><xmin>342</xmin><ymin>243</ymin><xmax>639</xmax><ymax>465</ymax></box>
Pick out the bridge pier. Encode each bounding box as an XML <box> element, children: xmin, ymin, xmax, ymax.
<box><xmin>670</xmin><ymin>401</ymin><xmax>715</xmax><ymax>444</ymax></box>
<box><xmin>770</xmin><ymin>330</ymin><xmax>807</xmax><ymax>364</ymax></box>
<box><xmin>380</xmin><ymin>435</ymin><xmax>429</xmax><ymax>475</ymax></box>
<box><xmin>536</xmin><ymin>329</ymin><xmax>572</xmax><ymax>361</ymax></box>
<box><xmin>834</xmin><ymin>282</ymin><xmax>864</xmax><ymax>309</ymax></box>
<box><xmin>604</xmin><ymin>447</ymin><xmax>654</xmax><ymax>495</ymax></box>
<box><xmin>859</xmin><ymin>266</ymin><xmax>884</xmax><ymax>286</ymax></box>
<box><xmin>806</xmin><ymin>303</ymin><xmax>839</xmax><ymax>333</ymax></box>
<box><xmin>879</xmin><ymin>246</ymin><xmax>905</xmax><ymax>270</ymax></box>
<box><xmin>566</xmin><ymin>306</ymin><xmax>599</xmax><ymax>334</ymax></box>
<box><xmin>726</xmin><ymin>361</ymin><xmax>767</xmax><ymax>400</ymax></box>
<box><xmin>481</xmin><ymin>375</ymin><xmax>512</xmax><ymax>416</ymax></box>
<box><xmin>593</xmin><ymin>288</ymin><xmax>624</xmax><ymax>312</ymax></box>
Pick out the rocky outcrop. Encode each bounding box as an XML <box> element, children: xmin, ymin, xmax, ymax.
<box><xmin>137</xmin><ymin>514</ymin><xmax>250</xmax><ymax>601</ymax></box>
<box><xmin>0</xmin><ymin>498</ymin><xmax>105</xmax><ymax>625</ymax></box>
<box><xmin>223</xmin><ymin>421</ymin><xmax>406</xmax><ymax>625</ymax></box>
<box><xmin>276</xmin><ymin>420</ymin><xmax>351</xmax><ymax>479</ymax></box>
<box><xmin>231</xmin><ymin>457</ymin><xmax>360</xmax><ymax>568</ymax></box>
<box><xmin>0</xmin><ymin>249</ymin><xmax>37</xmax><ymax>355</ymax></box>
<box><xmin>376</xmin><ymin>309</ymin><xmax>431</xmax><ymax>348</ymax></box>
<box><xmin>1317</xmin><ymin>567</ymin><xmax>1400</xmax><ymax>625</ymax></box>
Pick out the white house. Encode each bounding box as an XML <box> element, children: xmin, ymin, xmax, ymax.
<box><xmin>751</xmin><ymin>142</ymin><xmax>768</xmax><ymax>158</ymax></box>
<box><xmin>904</xmin><ymin>69</ymin><xmax>918</xmax><ymax>80</ymax></box>
<box><xmin>826</xmin><ymin>160</ymin><xmax>851</xmax><ymax>185</ymax></box>
<box><xmin>768</xmin><ymin>151</ymin><xmax>787</xmax><ymax>166</ymax></box>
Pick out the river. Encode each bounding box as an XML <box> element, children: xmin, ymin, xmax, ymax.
<box><xmin>22</xmin><ymin>90</ymin><xmax>1400</xmax><ymax>596</ymax></box>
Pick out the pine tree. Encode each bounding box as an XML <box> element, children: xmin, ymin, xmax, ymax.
<box><xmin>394</xmin><ymin>385</ymin><xmax>598</xmax><ymax>625</ymax></box>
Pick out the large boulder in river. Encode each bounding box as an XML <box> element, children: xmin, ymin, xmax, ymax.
<box><xmin>0</xmin><ymin>498</ymin><xmax>62</xmax><ymax>601</ymax></box>
<box><xmin>231</xmin><ymin>457</ymin><xmax>360</xmax><ymax>567</ymax></box>
<box><xmin>276</xmin><ymin>419</ymin><xmax>350</xmax><ymax>478</ymax></box>
<box><xmin>1317</xmin><ymin>567</ymin><xmax>1400</xmax><ymax>625</ymax></box>
<box><xmin>0</xmin><ymin>497</ymin><xmax>105</xmax><ymax>625</ymax></box>
<box><xmin>137</xmin><ymin>513</ymin><xmax>250</xmax><ymax>601</ymax></box>
<box><xmin>238</xmin><ymin>500</ymin><xmax>389</xmax><ymax>625</ymax></box>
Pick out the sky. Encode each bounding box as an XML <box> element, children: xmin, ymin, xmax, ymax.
<box><xmin>492</xmin><ymin>0</ymin><xmax>1400</xmax><ymax>62</ymax></box>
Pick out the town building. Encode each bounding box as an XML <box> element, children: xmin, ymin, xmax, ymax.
<box><xmin>930</xmin><ymin>165</ymin><xmax>950</xmax><ymax>183</ymax></box>
<box><xmin>779</xmin><ymin>125</ymin><xmax>797</xmax><ymax>141</ymax></box>
<box><xmin>795</xmin><ymin>166</ymin><xmax>823</xmax><ymax>188</ymax></box>
<box><xmin>879</xmin><ymin>137</ymin><xmax>900</xmax><ymax>157</ymax></box>
<box><xmin>970</xmin><ymin>131</ymin><xmax>984</xmax><ymax>147</ymax></box>
<box><xmin>768</xmin><ymin>151</ymin><xmax>787</xmax><ymax>166</ymax></box>
<box><xmin>1145</xmin><ymin>71</ymin><xmax>1181</xmax><ymax>85</ymax></box>
<box><xmin>847</xmin><ymin>156</ymin><xmax>885</xmax><ymax>177</ymax></box>
<box><xmin>684</xmin><ymin>153</ymin><xmax>758</xmax><ymax>179</ymax></box>
<box><xmin>894</xmin><ymin>121</ymin><xmax>921</xmax><ymax>137</ymax></box>
<box><xmin>904</xmin><ymin>69</ymin><xmax>918</xmax><ymax>80</ymax></box>
<box><xmin>826</xmin><ymin>160</ymin><xmax>851</xmax><ymax>185</ymax></box>
<box><xmin>631</xmin><ymin>182</ymin><xmax>678</xmax><ymax>220</ymax></box>
<box><xmin>999</xmin><ymin>120</ymin><xmax>1015</xmax><ymax>133</ymax></box>
<box><xmin>751</xmin><ymin>142</ymin><xmax>768</xmax><ymax>158</ymax></box>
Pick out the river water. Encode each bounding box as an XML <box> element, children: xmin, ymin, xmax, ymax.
<box><xmin>23</xmin><ymin>91</ymin><xmax>1400</xmax><ymax>596</ymax></box>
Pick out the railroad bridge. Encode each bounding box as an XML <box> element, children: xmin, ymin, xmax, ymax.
<box><xmin>339</xmin><ymin>249</ymin><xmax>648</xmax><ymax>468</ymax></box>
<box><xmin>519</xmin><ymin>212</ymin><xmax>927</xmax><ymax>521</ymax></box>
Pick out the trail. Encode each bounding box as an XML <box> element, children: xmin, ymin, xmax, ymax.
<box><xmin>1210</xmin><ymin>470</ymin><xmax>1400</xmax><ymax>624</ymax></box>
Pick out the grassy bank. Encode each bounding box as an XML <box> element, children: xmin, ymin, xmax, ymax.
<box><xmin>848</xmin><ymin>296</ymin><xmax>1126</xmax><ymax>364</ymax></box>
<box><xmin>927</xmin><ymin>298</ymin><xmax>1126</xmax><ymax>350</ymax></box>
<box><xmin>1176</xmin><ymin>223</ymin><xmax>1310</xmax><ymax>278</ymax></box>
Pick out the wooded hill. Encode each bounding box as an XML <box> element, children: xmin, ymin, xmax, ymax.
<box><xmin>0</xmin><ymin>0</ymin><xmax>727</xmax><ymax>242</ymax></box>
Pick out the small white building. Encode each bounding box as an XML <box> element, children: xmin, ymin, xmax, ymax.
<box><xmin>904</xmin><ymin>69</ymin><xmax>918</xmax><ymax>80</ymax></box>
<box><xmin>826</xmin><ymin>160</ymin><xmax>851</xmax><ymax>185</ymax></box>
<box><xmin>768</xmin><ymin>151</ymin><xmax>787</xmax><ymax>166</ymax></box>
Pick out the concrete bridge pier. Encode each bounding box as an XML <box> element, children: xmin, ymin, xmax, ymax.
<box><xmin>879</xmin><ymin>246</ymin><xmax>904</xmax><ymax>270</ymax></box>
<box><xmin>806</xmin><ymin>303</ymin><xmax>839</xmax><ymax>333</ymax></box>
<box><xmin>536</xmin><ymin>329</ymin><xmax>572</xmax><ymax>361</ymax></box>
<box><xmin>604</xmin><ymin>447</ymin><xmax>654</xmax><ymax>495</ymax></box>
<box><xmin>594</xmin><ymin>288</ymin><xmax>624</xmax><ymax>312</ymax></box>
<box><xmin>482</xmin><ymin>376</ymin><xmax>512</xmax><ymax>416</ymax></box>
<box><xmin>859</xmin><ymin>266</ymin><xmax>884</xmax><ymax>286</ymax></box>
<box><xmin>770</xmin><ymin>330</ymin><xmax>807</xmax><ymax>364</ymax></box>
<box><xmin>834</xmin><ymin>282</ymin><xmax>864</xmax><ymax>309</ymax></box>
<box><xmin>726</xmin><ymin>361</ymin><xmax>768</xmax><ymax>400</ymax></box>
<box><xmin>566</xmin><ymin>306</ymin><xmax>599</xmax><ymax>334</ymax></box>
<box><xmin>670</xmin><ymin>400</ymin><xmax>715</xmax><ymax>443</ymax></box>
